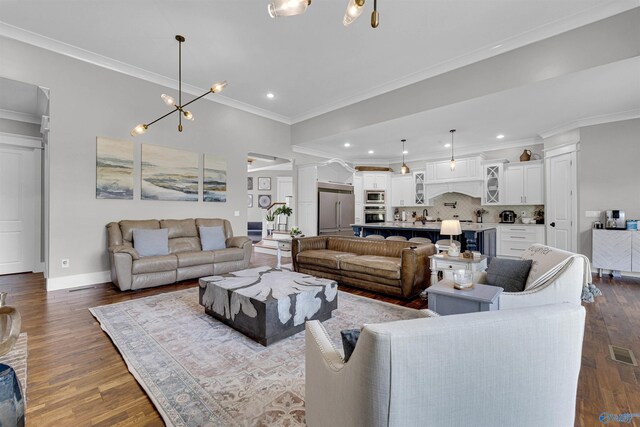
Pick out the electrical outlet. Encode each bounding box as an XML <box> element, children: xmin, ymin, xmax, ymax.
<box><xmin>234</xmin><ymin>210</ymin><xmax>240</xmax><ymax>217</ymax></box>
<box><xmin>61</xmin><ymin>259</ymin><xmax>70</xmax><ymax>268</ymax></box>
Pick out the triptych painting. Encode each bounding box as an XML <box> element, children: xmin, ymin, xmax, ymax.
<box><xmin>96</xmin><ymin>137</ymin><xmax>227</xmax><ymax>202</ymax></box>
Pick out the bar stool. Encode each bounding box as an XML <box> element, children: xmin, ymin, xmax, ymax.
<box><xmin>365</xmin><ymin>235</ymin><xmax>385</xmax><ymax>240</ymax></box>
<box><xmin>386</xmin><ymin>236</ymin><xmax>407</xmax><ymax>241</ymax></box>
<box><xmin>409</xmin><ymin>237</ymin><xmax>432</xmax><ymax>244</ymax></box>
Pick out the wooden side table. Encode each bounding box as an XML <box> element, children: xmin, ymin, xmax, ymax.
<box><xmin>276</xmin><ymin>239</ymin><xmax>292</xmax><ymax>269</ymax></box>
<box><xmin>429</xmin><ymin>253</ymin><xmax>488</xmax><ymax>285</ymax></box>
<box><xmin>427</xmin><ymin>281</ymin><xmax>502</xmax><ymax>315</ymax></box>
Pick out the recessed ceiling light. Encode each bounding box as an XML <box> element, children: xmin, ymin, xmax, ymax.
<box><xmin>344</xmin><ymin>142</ymin><xmax>351</xmax><ymax>147</ymax></box>
<box><xmin>368</xmin><ymin>150</ymin><xmax>374</xmax><ymax>154</ymax></box>
<box><xmin>402</xmin><ymin>150</ymin><xmax>408</xmax><ymax>154</ymax></box>
<box><xmin>444</xmin><ymin>143</ymin><xmax>451</xmax><ymax>148</ymax></box>
<box><xmin>266</xmin><ymin>92</ymin><xmax>275</xmax><ymax>99</ymax></box>
<box><xmin>496</xmin><ymin>134</ymin><xmax>505</xmax><ymax>139</ymax></box>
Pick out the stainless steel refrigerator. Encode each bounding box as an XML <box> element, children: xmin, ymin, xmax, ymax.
<box><xmin>318</xmin><ymin>182</ymin><xmax>355</xmax><ymax>236</ymax></box>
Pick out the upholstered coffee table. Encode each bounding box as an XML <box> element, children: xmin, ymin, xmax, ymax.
<box><xmin>198</xmin><ymin>266</ymin><xmax>338</xmax><ymax>346</ymax></box>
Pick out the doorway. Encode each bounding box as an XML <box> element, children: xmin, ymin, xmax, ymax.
<box><xmin>545</xmin><ymin>144</ymin><xmax>578</xmax><ymax>252</ymax></box>
<box><xmin>0</xmin><ymin>77</ymin><xmax>49</xmax><ymax>275</ymax></box>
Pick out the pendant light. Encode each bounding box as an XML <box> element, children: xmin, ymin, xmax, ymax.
<box><xmin>130</xmin><ymin>35</ymin><xmax>227</xmax><ymax>136</ymax></box>
<box><xmin>400</xmin><ymin>139</ymin><xmax>410</xmax><ymax>175</ymax></box>
<box><xmin>449</xmin><ymin>129</ymin><xmax>456</xmax><ymax>171</ymax></box>
<box><xmin>268</xmin><ymin>0</ymin><xmax>311</xmax><ymax>18</ymax></box>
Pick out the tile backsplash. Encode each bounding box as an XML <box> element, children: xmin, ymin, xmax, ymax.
<box><xmin>394</xmin><ymin>192</ymin><xmax>543</xmax><ymax>223</ymax></box>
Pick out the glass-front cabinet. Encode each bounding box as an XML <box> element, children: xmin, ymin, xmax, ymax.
<box><xmin>413</xmin><ymin>170</ymin><xmax>426</xmax><ymax>205</ymax></box>
<box><xmin>482</xmin><ymin>161</ymin><xmax>506</xmax><ymax>205</ymax></box>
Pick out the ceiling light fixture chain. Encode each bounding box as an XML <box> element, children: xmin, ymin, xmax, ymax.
<box><xmin>130</xmin><ymin>35</ymin><xmax>227</xmax><ymax>136</ymax></box>
<box><xmin>449</xmin><ymin>129</ymin><xmax>456</xmax><ymax>171</ymax></box>
<box><xmin>401</xmin><ymin>138</ymin><xmax>410</xmax><ymax>175</ymax></box>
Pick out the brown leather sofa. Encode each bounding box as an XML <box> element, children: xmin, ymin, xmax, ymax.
<box><xmin>292</xmin><ymin>236</ymin><xmax>436</xmax><ymax>299</ymax></box>
<box><xmin>106</xmin><ymin>218</ymin><xmax>251</xmax><ymax>291</ymax></box>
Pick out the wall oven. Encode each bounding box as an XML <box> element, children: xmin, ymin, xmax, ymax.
<box><xmin>364</xmin><ymin>206</ymin><xmax>386</xmax><ymax>224</ymax></box>
<box><xmin>365</xmin><ymin>190</ymin><xmax>385</xmax><ymax>205</ymax></box>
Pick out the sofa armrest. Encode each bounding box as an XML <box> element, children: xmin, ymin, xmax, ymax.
<box><xmin>292</xmin><ymin>237</ymin><xmax>328</xmax><ymax>271</ymax></box>
<box><xmin>226</xmin><ymin>236</ymin><xmax>251</xmax><ymax>249</ymax></box>
<box><xmin>108</xmin><ymin>245</ymin><xmax>140</xmax><ymax>260</ymax></box>
<box><xmin>399</xmin><ymin>243</ymin><xmax>436</xmax><ymax>298</ymax></box>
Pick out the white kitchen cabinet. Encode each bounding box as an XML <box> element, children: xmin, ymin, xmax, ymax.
<box><xmin>354</xmin><ymin>202</ymin><xmax>363</xmax><ymax>225</ymax></box>
<box><xmin>353</xmin><ymin>174</ymin><xmax>363</xmax><ymax>204</ymax></box>
<box><xmin>391</xmin><ymin>175</ymin><xmax>413</xmax><ymax>206</ymax></box>
<box><xmin>362</xmin><ymin>172</ymin><xmax>388</xmax><ymax>190</ymax></box>
<box><xmin>504</xmin><ymin>161</ymin><xmax>543</xmax><ymax>205</ymax></box>
<box><xmin>482</xmin><ymin>161</ymin><xmax>506</xmax><ymax>205</ymax></box>
<box><xmin>413</xmin><ymin>170</ymin><xmax>426</xmax><ymax>205</ymax></box>
<box><xmin>633</xmin><ymin>233</ymin><xmax>640</xmax><ymax>272</ymax></box>
<box><xmin>497</xmin><ymin>225</ymin><xmax>545</xmax><ymax>258</ymax></box>
<box><xmin>426</xmin><ymin>156</ymin><xmax>482</xmax><ymax>183</ymax></box>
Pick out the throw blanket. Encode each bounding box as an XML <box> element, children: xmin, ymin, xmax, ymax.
<box><xmin>520</xmin><ymin>244</ymin><xmax>601</xmax><ymax>302</ymax></box>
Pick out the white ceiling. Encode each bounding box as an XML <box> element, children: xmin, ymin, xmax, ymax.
<box><xmin>0</xmin><ymin>0</ymin><xmax>637</xmax><ymax>158</ymax></box>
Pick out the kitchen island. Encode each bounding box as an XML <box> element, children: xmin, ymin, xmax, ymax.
<box><xmin>351</xmin><ymin>222</ymin><xmax>497</xmax><ymax>256</ymax></box>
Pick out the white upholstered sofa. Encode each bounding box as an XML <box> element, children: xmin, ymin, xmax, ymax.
<box><xmin>305</xmin><ymin>303</ymin><xmax>586</xmax><ymax>427</ymax></box>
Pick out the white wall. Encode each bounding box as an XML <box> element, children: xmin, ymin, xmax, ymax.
<box><xmin>577</xmin><ymin>118</ymin><xmax>640</xmax><ymax>258</ymax></box>
<box><xmin>0</xmin><ymin>37</ymin><xmax>291</xmax><ymax>287</ymax></box>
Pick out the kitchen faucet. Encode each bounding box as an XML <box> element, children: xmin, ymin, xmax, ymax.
<box><xmin>423</xmin><ymin>209</ymin><xmax>429</xmax><ymax>218</ymax></box>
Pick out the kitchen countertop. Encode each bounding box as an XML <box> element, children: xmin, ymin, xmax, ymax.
<box><xmin>351</xmin><ymin>222</ymin><xmax>496</xmax><ymax>231</ymax></box>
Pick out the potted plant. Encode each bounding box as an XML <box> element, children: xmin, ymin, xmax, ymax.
<box><xmin>274</xmin><ymin>205</ymin><xmax>293</xmax><ymax>231</ymax></box>
<box><xmin>265</xmin><ymin>210</ymin><xmax>276</xmax><ymax>235</ymax></box>
<box><xmin>474</xmin><ymin>208</ymin><xmax>488</xmax><ymax>223</ymax></box>
<box><xmin>289</xmin><ymin>226</ymin><xmax>302</xmax><ymax>238</ymax></box>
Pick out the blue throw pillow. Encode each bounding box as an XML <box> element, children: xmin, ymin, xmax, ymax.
<box><xmin>199</xmin><ymin>226</ymin><xmax>226</xmax><ymax>251</ymax></box>
<box><xmin>341</xmin><ymin>329</ymin><xmax>361</xmax><ymax>362</ymax></box>
<box><xmin>132</xmin><ymin>228</ymin><xmax>169</xmax><ymax>257</ymax></box>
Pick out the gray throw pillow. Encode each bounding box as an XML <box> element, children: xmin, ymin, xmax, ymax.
<box><xmin>340</xmin><ymin>329</ymin><xmax>361</xmax><ymax>362</ymax></box>
<box><xmin>485</xmin><ymin>258</ymin><xmax>533</xmax><ymax>292</ymax></box>
<box><xmin>199</xmin><ymin>226</ymin><xmax>226</xmax><ymax>251</ymax></box>
<box><xmin>132</xmin><ymin>228</ymin><xmax>169</xmax><ymax>257</ymax></box>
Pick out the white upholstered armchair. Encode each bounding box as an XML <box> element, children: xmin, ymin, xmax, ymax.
<box><xmin>305</xmin><ymin>303</ymin><xmax>586</xmax><ymax>427</ymax></box>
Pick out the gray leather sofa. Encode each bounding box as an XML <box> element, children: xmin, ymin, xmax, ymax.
<box><xmin>106</xmin><ymin>218</ymin><xmax>252</xmax><ymax>291</ymax></box>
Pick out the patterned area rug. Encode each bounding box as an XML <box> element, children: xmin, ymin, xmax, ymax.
<box><xmin>90</xmin><ymin>289</ymin><xmax>420</xmax><ymax>426</ymax></box>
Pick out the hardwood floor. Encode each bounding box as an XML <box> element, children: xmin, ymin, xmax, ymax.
<box><xmin>0</xmin><ymin>252</ymin><xmax>638</xmax><ymax>426</ymax></box>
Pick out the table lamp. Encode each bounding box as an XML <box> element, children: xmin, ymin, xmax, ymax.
<box><xmin>440</xmin><ymin>220</ymin><xmax>462</xmax><ymax>256</ymax></box>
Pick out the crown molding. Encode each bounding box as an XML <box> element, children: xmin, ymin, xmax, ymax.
<box><xmin>539</xmin><ymin>108</ymin><xmax>640</xmax><ymax>139</ymax></box>
<box><xmin>290</xmin><ymin>0</ymin><xmax>640</xmax><ymax>123</ymax></box>
<box><xmin>0</xmin><ymin>22</ymin><xmax>292</xmax><ymax>125</ymax></box>
<box><xmin>0</xmin><ymin>131</ymin><xmax>42</xmax><ymax>149</ymax></box>
<box><xmin>0</xmin><ymin>108</ymin><xmax>41</xmax><ymax>124</ymax></box>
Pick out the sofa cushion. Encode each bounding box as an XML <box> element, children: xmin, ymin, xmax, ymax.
<box><xmin>340</xmin><ymin>255</ymin><xmax>401</xmax><ymax>280</ymax></box>
<box><xmin>486</xmin><ymin>258</ymin><xmax>533</xmax><ymax>292</ymax></box>
<box><xmin>120</xmin><ymin>219</ymin><xmax>159</xmax><ymax>242</ymax></box>
<box><xmin>132</xmin><ymin>254</ymin><xmax>178</xmax><ymax>274</ymax></box>
<box><xmin>132</xmin><ymin>228</ymin><xmax>169</xmax><ymax>257</ymax></box>
<box><xmin>196</xmin><ymin>219</ymin><xmax>232</xmax><ymax>239</ymax></box>
<box><xmin>213</xmin><ymin>247</ymin><xmax>245</xmax><ymax>263</ymax></box>
<box><xmin>176</xmin><ymin>251</ymin><xmax>215</xmax><ymax>268</ymax></box>
<box><xmin>160</xmin><ymin>218</ymin><xmax>197</xmax><ymax>239</ymax></box>
<box><xmin>199</xmin><ymin>226</ymin><xmax>227</xmax><ymax>250</ymax></box>
<box><xmin>296</xmin><ymin>250</ymin><xmax>357</xmax><ymax>269</ymax></box>
<box><xmin>169</xmin><ymin>237</ymin><xmax>202</xmax><ymax>254</ymax></box>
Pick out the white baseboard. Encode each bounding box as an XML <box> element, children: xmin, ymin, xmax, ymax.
<box><xmin>46</xmin><ymin>270</ymin><xmax>111</xmax><ymax>291</ymax></box>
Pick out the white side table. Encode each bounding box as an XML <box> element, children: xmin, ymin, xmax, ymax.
<box><xmin>429</xmin><ymin>253</ymin><xmax>488</xmax><ymax>285</ymax></box>
<box><xmin>427</xmin><ymin>281</ymin><xmax>502</xmax><ymax>315</ymax></box>
<box><xmin>276</xmin><ymin>239</ymin><xmax>292</xmax><ymax>269</ymax></box>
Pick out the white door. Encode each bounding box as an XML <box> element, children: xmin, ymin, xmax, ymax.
<box><xmin>0</xmin><ymin>145</ymin><xmax>38</xmax><ymax>274</ymax></box>
<box><xmin>545</xmin><ymin>152</ymin><xmax>575</xmax><ymax>251</ymax></box>
<box><xmin>277</xmin><ymin>176</ymin><xmax>293</xmax><ymax>204</ymax></box>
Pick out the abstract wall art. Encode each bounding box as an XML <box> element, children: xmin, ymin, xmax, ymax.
<box><xmin>204</xmin><ymin>154</ymin><xmax>227</xmax><ymax>202</ymax></box>
<box><xmin>96</xmin><ymin>137</ymin><xmax>134</xmax><ymax>199</ymax></box>
<box><xmin>141</xmin><ymin>144</ymin><xmax>199</xmax><ymax>201</ymax></box>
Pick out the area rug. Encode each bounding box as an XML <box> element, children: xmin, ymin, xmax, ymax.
<box><xmin>90</xmin><ymin>289</ymin><xmax>420</xmax><ymax>426</ymax></box>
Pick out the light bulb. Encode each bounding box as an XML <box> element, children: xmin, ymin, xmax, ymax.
<box><xmin>161</xmin><ymin>93</ymin><xmax>175</xmax><ymax>106</ymax></box>
<box><xmin>268</xmin><ymin>0</ymin><xmax>309</xmax><ymax>18</ymax></box>
<box><xmin>211</xmin><ymin>81</ymin><xmax>228</xmax><ymax>93</ymax></box>
<box><xmin>130</xmin><ymin>124</ymin><xmax>147</xmax><ymax>137</ymax></box>
<box><xmin>450</xmin><ymin>159</ymin><xmax>456</xmax><ymax>171</ymax></box>
<box><xmin>343</xmin><ymin>0</ymin><xmax>364</xmax><ymax>26</ymax></box>
<box><xmin>183</xmin><ymin>110</ymin><xmax>194</xmax><ymax>121</ymax></box>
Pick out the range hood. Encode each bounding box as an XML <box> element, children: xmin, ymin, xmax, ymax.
<box><xmin>425</xmin><ymin>180</ymin><xmax>483</xmax><ymax>202</ymax></box>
